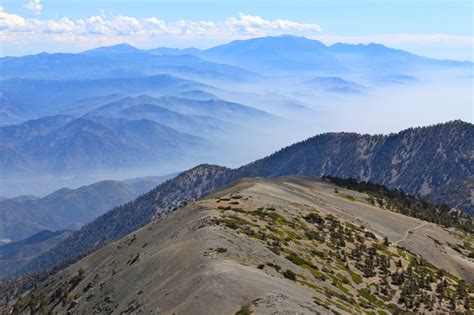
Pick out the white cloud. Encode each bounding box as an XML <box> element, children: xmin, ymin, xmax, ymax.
<box><xmin>0</xmin><ymin>6</ymin><xmax>27</xmax><ymax>31</ymax></box>
<box><xmin>226</xmin><ymin>13</ymin><xmax>322</xmax><ymax>35</ymax></box>
<box><xmin>23</xmin><ymin>0</ymin><xmax>42</xmax><ymax>15</ymax></box>
<box><xmin>0</xmin><ymin>8</ymin><xmax>320</xmax><ymax>38</ymax></box>
<box><xmin>1</xmin><ymin>7</ymin><xmax>470</xmax><ymax>60</ymax></box>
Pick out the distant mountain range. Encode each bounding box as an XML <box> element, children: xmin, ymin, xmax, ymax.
<box><xmin>151</xmin><ymin>35</ymin><xmax>468</xmax><ymax>76</ymax></box>
<box><xmin>197</xmin><ymin>35</ymin><xmax>471</xmax><ymax>77</ymax></box>
<box><xmin>0</xmin><ymin>74</ymin><xmax>212</xmax><ymax>120</ymax></box>
<box><xmin>0</xmin><ymin>114</ymin><xmax>207</xmax><ymax>176</ymax></box>
<box><xmin>1</xmin><ymin>35</ymin><xmax>471</xmax><ymax>125</ymax></box>
<box><xmin>0</xmin><ymin>175</ymin><xmax>173</xmax><ymax>242</ymax></box>
<box><xmin>9</xmin><ymin>120</ymin><xmax>472</xmax><ymax>280</ymax></box>
<box><xmin>302</xmin><ymin>76</ymin><xmax>367</xmax><ymax>94</ymax></box>
<box><xmin>0</xmin><ymin>47</ymin><xmax>261</xmax><ymax>82</ymax></box>
<box><xmin>89</xmin><ymin>94</ymin><xmax>275</xmax><ymax>125</ymax></box>
<box><xmin>3</xmin><ymin>35</ymin><xmax>468</xmax><ymax>81</ymax></box>
<box><xmin>0</xmin><ymin>89</ymin><xmax>279</xmax><ymax>177</ymax></box>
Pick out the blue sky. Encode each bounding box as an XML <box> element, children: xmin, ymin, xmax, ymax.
<box><xmin>1</xmin><ymin>0</ymin><xmax>472</xmax><ymax>60</ymax></box>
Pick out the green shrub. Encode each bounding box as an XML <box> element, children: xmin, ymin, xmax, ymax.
<box><xmin>282</xmin><ymin>269</ymin><xmax>297</xmax><ymax>280</ymax></box>
<box><xmin>358</xmin><ymin>288</ymin><xmax>378</xmax><ymax>304</ymax></box>
<box><xmin>304</xmin><ymin>213</ymin><xmax>324</xmax><ymax>224</ymax></box>
<box><xmin>266</xmin><ymin>262</ymin><xmax>281</xmax><ymax>271</ymax></box>
<box><xmin>351</xmin><ymin>272</ymin><xmax>363</xmax><ymax>284</ymax></box>
<box><xmin>235</xmin><ymin>304</ymin><xmax>252</xmax><ymax>315</ymax></box>
<box><xmin>286</xmin><ymin>252</ymin><xmax>307</xmax><ymax>266</ymax></box>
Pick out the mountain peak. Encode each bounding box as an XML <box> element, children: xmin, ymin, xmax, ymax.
<box><xmin>211</xmin><ymin>34</ymin><xmax>326</xmax><ymax>50</ymax></box>
<box><xmin>13</xmin><ymin>175</ymin><xmax>473</xmax><ymax>314</ymax></box>
<box><xmin>81</xmin><ymin>43</ymin><xmax>141</xmax><ymax>56</ymax></box>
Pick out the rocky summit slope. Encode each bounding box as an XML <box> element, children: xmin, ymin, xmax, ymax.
<box><xmin>7</xmin><ymin>177</ymin><xmax>473</xmax><ymax>314</ymax></box>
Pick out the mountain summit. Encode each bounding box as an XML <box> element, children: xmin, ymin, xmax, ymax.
<box><xmin>6</xmin><ymin>176</ymin><xmax>473</xmax><ymax>313</ymax></box>
<box><xmin>81</xmin><ymin>43</ymin><xmax>142</xmax><ymax>56</ymax></box>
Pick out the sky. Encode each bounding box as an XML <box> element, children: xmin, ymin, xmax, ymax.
<box><xmin>0</xmin><ymin>0</ymin><xmax>473</xmax><ymax>60</ymax></box>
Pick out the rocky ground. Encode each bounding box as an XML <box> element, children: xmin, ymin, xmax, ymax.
<box><xmin>6</xmin><ymin>176</ymin><xmax>473</xmax><ymax>314</ymax></box>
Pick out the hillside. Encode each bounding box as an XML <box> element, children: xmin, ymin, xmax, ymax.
<box><xmin>8</xmin><ymin>165</ymin><xmax>232</xmax><ymax>280</ymax></box>
<box><xmin>5</xmin><ymin>177</ymin><xmax>473</xmax><ymax>314</ymax></box>
<box><xmin>427</xmin><ymin>177</ymin><xmax>474</xmax><ymax>214</ymax></box>
<box><xmin>235</xmin><ymin>120</ymin><xmax>473</xmax><ymax>214</ymax></box>
<box><xmin>8</xmin><ymin>121</ymin><xmax>472</xmax><ymax>281</ymax></box>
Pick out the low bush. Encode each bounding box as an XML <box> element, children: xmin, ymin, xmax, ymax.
<box><xmin>282</xmin><ymin>269</ymin><xmax>297</xmax><ymax>280</ymax></box>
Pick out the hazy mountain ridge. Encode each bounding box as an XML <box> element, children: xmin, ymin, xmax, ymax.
<box><xmin>194</xmin><ymin>35</ymin><xmax>471</xmax><ymax>76</ymax></box>
<box><xmin>3</xmin><ymin>36</ymin><xmax>468</xmax><ymax>82</ymax></box>
<box><xmin>0</xmin><ymin>47</ymin><xmax>261</xmax><ymax>82</ymax></box>
<box><xmin>0</xmin><ymin>91</ymin><xmax>280</xmax><ymax>177</ymax></box>
<box><xmin>302</xmin><ymin>76</ymin><xmax>367</xmax><ymax>94</ymax></box>
<box><xmin>0</xmin><ymin>74</ymin><xmax>212</xmax><ymax>121</ymax></box>
<box><xmin>0</xmin><ymin>114</ymin><xmax>206</xmax><ymax>176</ymax></box>
<box><xmin>90</xmin><ymin>94</ymin><xmax>276</xmax><ymax>125</ymax></box>
<box><xmin>9</xmin><ymin>121</ymin><xmax>472</xmax><ymax>280</ymax></box>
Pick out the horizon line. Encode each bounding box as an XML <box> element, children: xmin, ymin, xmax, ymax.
<box><xmin>2</xmin><ymin>34</ymin><xmax>473</xmax><ymax>63</ymax></box>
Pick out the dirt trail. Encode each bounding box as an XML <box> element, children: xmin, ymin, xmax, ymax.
<box><xmin>394</xmin><ymin>222</ymin><xmax>428</xmax><ymax>246</ymax></box>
